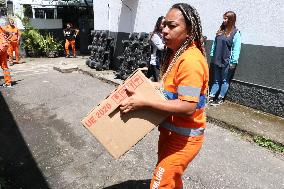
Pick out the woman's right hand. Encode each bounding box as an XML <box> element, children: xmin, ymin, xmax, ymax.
<box><xmin>120</xmin><ymin>87</ymin><xmax>147</xmax><ymax>114</ymax></box>
<box><xmin>229</xmin><ymin>64</ymin><xmax>236</xmax><ymax>69</ymax></box>
<box><xmin>152</xmin><ymin>82</ymin><xmax>162</xmax><ymax>90</ymax></box>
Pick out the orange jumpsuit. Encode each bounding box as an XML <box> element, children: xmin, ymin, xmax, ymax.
<box><xmin>0</xmin><ymin>28</ymin><xmax>11</xmax><ymax>85</ymax></box>
<box><xmin>150</xmin><ymin>43</ymin><xmax>209</xmax><ymax>189</ymax></box>
<box><xmin>3</xmin><ymin>24</ymin><xmax>20</xmax><ymax>64</ymax></box>
<box><xmin>64</xmin><ymin>28</ymin><xmax>78</xmax><ymax>57</ymax></box>
<box><xmin>65</xmin><ymin>39</ymin><xmax>76</xmax><ymax>57</ymax></box>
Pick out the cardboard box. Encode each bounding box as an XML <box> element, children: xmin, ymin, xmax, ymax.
<box><xmin>81</xmin><ymin>69</ymin><xmax>166</xmax><ymax>159</ymax></box>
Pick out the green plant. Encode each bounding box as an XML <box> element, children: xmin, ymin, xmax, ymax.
<box><xmin>43</xmin><ymin>33</ymin><xmax>63</xmax><ymax>57</ymax></box>
<box><xmin>253</xmin><ymin>136</ymin><xmax>284</xmax><ymax>153</ymax></box>
<box><xmin>16</xmin><ymin>15</ymin><xmax>45</xmax><ymax>57</ymax></box>
<box><xmin>17</xmin><ymin>14</ymin><xmax>63</xmax><ymax>57</ymax></box>
<box><xmin>22</xmin><ymin>29</ymin><xmax>45</xmax><ymax>56</ymax></box>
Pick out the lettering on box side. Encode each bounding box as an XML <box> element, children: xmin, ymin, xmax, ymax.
<box><xmin>84</xmin><ymin>103</ymin><xmax>112</xmax><ymax>127</ymax></box>
<box><xmin>111</xmin><ymin>75</ymin><xmax>145</xmax><ymax>105</ymax></box>
<box><xmin>85</xmin><ymin>115</ymin><xmax>96</xmax><ymax>127</ymax></box>
<box><xmin>125</xmin><ymin>80</ymin><xmax>136</xmax><ymax>90</ymax></box>
<box><xmin>131</xmin><ymin>75</ymin><xmax>144</xmax><ymax>87</ymax></box>
<box><xmin>119</xmin><ymin>86</ymin><xmax>127</xmax><ymax>98</ymax></box>
<box><xmin>94</xmin><ymin>103</ymin><xmax>112</xmax><ymax>120</ymax></box>
<box><xmin>111</xmin><ymin>92</ymin><xmax>124</xmax><ymax>104</ymax></box>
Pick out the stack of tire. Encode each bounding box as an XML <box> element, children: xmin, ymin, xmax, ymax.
<box><xmin>86</xmin><ymin>30</ymin><xmax>114</xmax><ymax>71</ymax></box>
<box><xmin>115</xmin><ymin>32</ymin><xmax>151</xmax><ymax>80</ymax></box>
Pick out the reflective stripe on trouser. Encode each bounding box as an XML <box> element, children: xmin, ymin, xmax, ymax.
<box><xmin>161</xmin><ymin>122</ymin><xmax>205</xmax><ymax>136</ymax></box>
<box><xmin>150</xmin><ymin>127</ymin><xmax>204</xmax><ymax>189</ymax></box>
<box><xmin>65</xmin><ymin>39</ymin><xmax>76</xmax><ymax>56</ymax></box>
<box><xmin>0</xmin><ymin>51</ymin><xmax>11</xmax><ymax>85</ymax></box>
<box><xmin>8</xmin><ymin>41</ymin><xmax>20</xmax><ymax>63</ymax></box>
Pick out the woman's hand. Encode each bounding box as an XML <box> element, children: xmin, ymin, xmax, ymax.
<box><xmin>152</xmin><ymin>81</ymin><xmax>162</xmax><ymax>90</ymax></box>
<box><xmin>229</xmin><ymin>64</ymin><xmax>236</xmax><ymax>70</ymax></box>
<box><xmin>120</xmin><ymin>87</ymin><xmax>147</xmax><ymax>114</ymax></box>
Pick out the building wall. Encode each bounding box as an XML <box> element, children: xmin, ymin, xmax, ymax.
<box><xmin>93</xmin><ymin>0</ymin><xmax>284</xmax><ymax>117</ymax></box>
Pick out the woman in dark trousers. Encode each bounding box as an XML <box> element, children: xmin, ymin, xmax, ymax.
<box><xmin>147</xmin><ymin>16</ymin><xmax>165</xmax><ymax>82</ymax></box>
<box><xmin>209</xmin><ymin>11</ymin><xmax>241</xmax><ymax>106</ymax></box>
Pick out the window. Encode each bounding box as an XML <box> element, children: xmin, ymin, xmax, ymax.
<box><xmin>45</xmin><ymin>9</ymin><xmax>54</xmax><ymax>19</ymax></box>
<box><xmin>34</xmin><ymin>9</ymin><xmax>45</xmax><ymax>18</ymax></box>
<box><xmin>23</xmin><ymin>5</ymin><xmax>33</xmax><ymax>18</ymax></box>
<box><xmin>34</xmin><ymin>8</ymin><xmax>55</xmax><ymax>19</ymax></box>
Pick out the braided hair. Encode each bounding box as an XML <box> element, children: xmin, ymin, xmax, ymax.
<box><xmin>160</xmin><ymin>3</ymin><xmax>206</xmax><ymax>81</ymax></box>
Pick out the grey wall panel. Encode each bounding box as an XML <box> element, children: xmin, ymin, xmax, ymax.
<box><xmin>236</xmin><ymin>45</ymin><xmax>284</xmax><ymax>90</ymax></box>
<box><xmin>206</xmin><ymin>41</ymin><xmax>284</xmax><ymax>90</ymax></box>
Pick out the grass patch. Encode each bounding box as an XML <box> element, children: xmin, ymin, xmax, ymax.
<box><xmin>253</xmin><ymin>136</ymin><xmax>284</xmax><ymax>154</ymax></box>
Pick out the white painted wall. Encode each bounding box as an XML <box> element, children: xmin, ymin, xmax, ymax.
<box><xmin>93</xmin><ymin>0</ymin><xmax>284</xmax><ymax>47</ymax></box>
<box><xmin>93</xmin><ymin>0</ymin><xmax>121</xmax><ymax>31</ymax></box>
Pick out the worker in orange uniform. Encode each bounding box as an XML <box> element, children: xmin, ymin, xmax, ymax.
<box><xmin>120</xmin><ymin>3</ymin><xmax>208</xmax><ymax>188</ymax></box>
<box><xmin>4</xmin><ymin>18</ymin><xmax>21</xmax><ymax>65</ymax></box>
<box><xmin>0</xmin><ymin>26</ymin><xmax>12</xmax><ymax>87</ymax></box>
<box><xmin>63</xmin><ymin>23</ymin><xmax>79</xmax><ymax>58</ymax></box>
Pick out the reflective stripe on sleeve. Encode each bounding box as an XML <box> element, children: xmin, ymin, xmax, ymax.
<box><xmin>177</xmin><ymin>86</ymin><xmax>201</xmax><ymax>97</ymax></box>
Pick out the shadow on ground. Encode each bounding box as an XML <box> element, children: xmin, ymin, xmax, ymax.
<box><xmin>0</xmin><ymin>91</ymin><xmax>49</xmax><ymax>189</ymax></box>
<box><xmin>103</xmin><ymin>179</ymin><xmax>151</xmax><ymax>189</ymax></box>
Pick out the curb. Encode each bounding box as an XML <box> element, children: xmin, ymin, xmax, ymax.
<box><xmin>53</xmin><ymin>64</ymin><xmax>79</xmax><ymax>73</ymax></box>
<box><xmin>78</xmin><ymin>68</ymin><xmax>121</xmax><ymax>87</ymax></box>
<box><xmin>206</xmin><ymin>115</ymin><xmax>256</xmax><ymax>139</ymax></box>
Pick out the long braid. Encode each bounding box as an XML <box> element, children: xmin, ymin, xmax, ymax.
<box><xmin>160</xmin><ymin>3</ymin><xmax>206</xmax><ymax>81</ymax></box>
<box><xmin>178</xmin><ymin>3</ymin><xmax>206</xmax><ymax>57</ymax></box>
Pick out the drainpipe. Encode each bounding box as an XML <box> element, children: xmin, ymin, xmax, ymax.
<box><xmin>32</xmin><ymin>7</ymin><xmax>35</xmax><ymax>18</ymax></box>
<box><xmin>108</xmin><ymin>2</ymin><xmax>110</xmax><ymax>36</ymax></box>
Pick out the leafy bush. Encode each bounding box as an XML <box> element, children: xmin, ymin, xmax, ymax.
<box><xmin>21</xmin><ymin>28</ymin><xmax>45</xmax><ymax>56</ymax></box>
<box><xmin>43</xmin><ymin>33</ymin><xmax>63</xmax><ymax>57</ymax></box>
<box><xmin>18</xmin><ymin>16</ymin><xmax>63</xmax><ymax>57</ymax></box>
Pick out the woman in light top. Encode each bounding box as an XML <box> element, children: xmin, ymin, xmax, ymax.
<box><xmin>147</xmin><ymin>16</ymin><xmax>165</xmax><ymax>82</ymax></box>
<box><xmin>209</xmin><ymin>11</ymin><xmax>241</xmax><ymax>106</ymax></box>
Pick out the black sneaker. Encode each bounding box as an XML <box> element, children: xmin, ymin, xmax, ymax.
<box><xmin>208</xmin><ymin>96</ymin><xmax>215</xmax><ymax>104</ymax></box>
<box><xmin>210</xmin><ymin>97</ymin><xmax>224</xmax><ymax>106</ymax></box>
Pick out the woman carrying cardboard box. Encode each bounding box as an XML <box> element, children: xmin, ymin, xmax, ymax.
<box><xmin>120</xmin><ymin>3</ymin><xmax>209</xmax><ymax>188</ymax></box>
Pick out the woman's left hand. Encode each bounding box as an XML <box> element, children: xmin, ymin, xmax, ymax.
<box><xmin>120</xmin><ymin>87</ymin><xmax>146</xmax><ymax>113</ymax></box>
<box><xmin>229</xmin><ymin>64</ymin><xmax>236</xmax><ymax>69</ymax></box>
